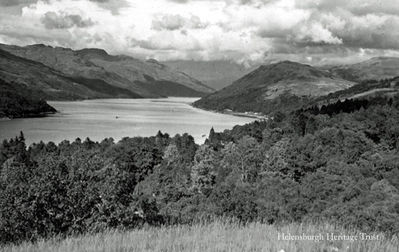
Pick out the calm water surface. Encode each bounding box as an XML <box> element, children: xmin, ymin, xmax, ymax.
<box><xmin>0</xmin><ymin>98</ymin><xmax>255</xmax><ymax>145</ymax></box>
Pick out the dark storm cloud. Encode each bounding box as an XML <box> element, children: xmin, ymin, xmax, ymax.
<box><xmin>41</xmin><ymin>11</ymin><xmax>95</xmax><ymax>29</ymax></box>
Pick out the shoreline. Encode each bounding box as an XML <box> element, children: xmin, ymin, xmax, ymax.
<box><xmin>0</xmin><ymin>111</ymin><xmax>57</xmax><ymax>120</ymax></box>
<box><xmin>190</xmin><ymin>103</ymin><xmax>268</xmax><ymax>120</ymax></box>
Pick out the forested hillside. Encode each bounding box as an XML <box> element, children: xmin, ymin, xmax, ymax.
<box><xmin>0</xmin><ymin>94</ymin><xmax>398</xmax><ymax>245</ymax></box>
<box><xmin>309</xmin><ymin>77</ymin><xmax>399</xmax><ymax>106</ymax></box>
<box><xmin>193</xmin><ymin>61</ymin><xmax>355</xmax><ymax>115</ymax></box>
<box><xmin>0</xmin><ymin>79</ymin><xmax>56</xmax><ymax>118</ymax></box>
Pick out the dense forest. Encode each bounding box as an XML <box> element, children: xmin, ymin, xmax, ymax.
<box><xmin>1</xmin><ymin>94</ymin><xmax>399</xmax><ymax>245</ymax></box>
<box><xmin>0</xmin><ymin>79</ymin><xmax>56</xmax><ymax>118</ymax></box>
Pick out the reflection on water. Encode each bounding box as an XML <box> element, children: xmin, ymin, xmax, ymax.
<box><xmin>0</xmin><ymin>97</ymin><xmax>255</xmax><ymax>145</ymax></box>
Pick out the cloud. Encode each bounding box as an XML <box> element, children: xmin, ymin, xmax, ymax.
<box><xmin>41</xmin><ymin>11</ymin><xmax>95</xmax><ymax>29</ymax></box>
<box><xmin>88</xmin><ymin>0</ymin><xmax>129</xmax><ymax>15</ymax></box>
<box><xmin>0</xmin><ymin>0</ymin><xmax>40</xmax><ymax>6</ymax></box>
<box><xmin>168</xmin><ymin>0</ymin><xmax>189</xmax><ymax>3</ymax></box>
<box><xmin>1</xmin><ymin>0</ymin><xmax>399</xmax><ymax>65</ymax></box>
<box><xmin>296</xmin><ymin>0</ymin><xmax>399</xmax><ymax>16</ymax></box>
<box><xmin>292</xmin><ymin>22</ymin><xmax>343</xmax><ymax>45</ymax></box>
<box><xmin>152</xmin><ymin>14</ymin><xmax>185</xmax><ymax>31</ymax></box>
<box><xmin>334</xmin><ymin>15</ymin><xmax>399</xmax><ymax>50</ymax></box>
<box><xmin>188</xmin><ymin>15</ymin><xmax>208</xmax><ymax>29</ymax></box>
<box><xmin>131</xmin><ymin>31</ymin><xmax>202</xmax><ymax>51</ymax></box>
<box><xmin>251</xmin><ymin>0</ymin><xmax>399</xmax><ymax>61</ymax></box>
<box><xmin>151</xmin><ymin>14</ymin><xmax>207</xmax><ymax>31</ymax></box>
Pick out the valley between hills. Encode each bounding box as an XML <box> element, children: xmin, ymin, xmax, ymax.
<box><xmin>2</xmin><ymin>43</ymin><xmax>399</xmax><ymax>119</ymax></box>
<box><xmin>0</xmin><ymin>43</ymin><xmax>214</xmax><ymax>118</ymax></box>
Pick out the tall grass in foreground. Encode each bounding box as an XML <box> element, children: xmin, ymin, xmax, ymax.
<box><xmin>1</xmin><ymin>220</ymin><xmax>398</xmax><ymax>252</ymax></box>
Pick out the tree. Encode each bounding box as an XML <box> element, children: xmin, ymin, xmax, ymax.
<box><xmin>190</xmin><ymin>145</ymin><xmax>218</xmax><ymax>195</ymax></box>
<box><xmin>163</xmin><ymin>144</ymin><xmax>180</xmax><ymax>165</ymax></box>
<box><xmin>219</xmin><ymin>136</ymin><xmax>262</xmax><ymax>183</ymax></box>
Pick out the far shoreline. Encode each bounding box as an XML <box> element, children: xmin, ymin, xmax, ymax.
<box><xmin>0</xmin><ymin>111</ymin><xmax>57</xmax><ymax>120</ymax></box>
<box><xmin>190</xmin><ymin>103</ymin><xmax>268</xmax><ymax>120</ymax></box>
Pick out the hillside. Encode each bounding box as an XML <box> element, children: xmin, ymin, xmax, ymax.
<box><xmin>163</xmin><ymin>60</ymin><xmax>258</xmax><ymax>90</ymax></box>
<box><xmin>3</xmin><ymin>221</ymin><xmax>396</xmax><ymax>252</ymax></box>
<box><xmin>310</xmin><ymin>77</ymin><xmax>399</xmax><ymax>108</ymax></box>
<box><xmin>0</xmin><ymin>79</ymin><xmax>56</xmax><ymax>118</ymax></box>
<box><xmin>328</xmin><ymin>56</ymin><xmax>399</xmax><ymax>82</ymax></box>
<box><xmin>0</xmin><ymin>48</ymin><xmax>140</xmax><ymax>100</ymax></box>
<box><xmin>194</xmin><ymin>61</ymin><xmax>355</xmax><ymax>114</ymax></box>
<box><xmin>0</xmin><ymin>44</ymin><xmax>214</xmax><ymax>98</ymax></box>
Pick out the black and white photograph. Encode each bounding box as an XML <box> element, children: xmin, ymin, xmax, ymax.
<box><xmin>0</xmin><ymin>0</ymin><xmax>398</xmax><ymax>251</ymax></box>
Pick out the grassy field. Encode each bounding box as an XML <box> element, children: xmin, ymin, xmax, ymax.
<box><xmin>1</xmin><ymin>220</ymin><xmax>398</xmax><ymax>252</ymax></box>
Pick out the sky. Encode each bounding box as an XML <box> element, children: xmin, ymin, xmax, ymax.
<box><xmin>0</xmin><ymin>0</ymin><xmax>399</xmax><ymax>66</ymax></box>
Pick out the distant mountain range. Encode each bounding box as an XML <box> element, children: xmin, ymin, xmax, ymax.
<box><xmin>0</xmin><ymin>43</ymin><xmax>214</xmax><ymax>100</ymax></box>
<box><xmin>194</xmin><ymin>57</ymin><xmax>399</xmax><ymax>115</ymax></box>
<box><xmin>328</xmin><ymin>57</ymin><xmax>399</xmax><ymax>82</ymax></box>
<box><xmin>163</xmin><ymin>60</ymin><xmax>258</xmax><ymax>90</ymax></box>
<box><xmin>0</xmin><ymin>48</ymin><xmax>126</xmax><ymax>101</ymax></box>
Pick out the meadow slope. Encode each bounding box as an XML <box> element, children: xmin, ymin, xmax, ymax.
<box><xmin>2</xmin><ymin>221</ymin><xmax>398</xmax><ymax>252</ymax></box>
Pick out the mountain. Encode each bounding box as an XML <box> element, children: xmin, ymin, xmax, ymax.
<box><xmin>163</xmin><ymin>60</ymin><xmax>258</xmax><ymax>90</ymax></box>
<box><xmin>0</xmin><ymin>44</ymin><xmax>214</xmax><ymax>98</ymax></box>
<box><xmin>328</xmin><ymin>56</ymin><xmax>399</xmax><ymax>82</ymax></box>
<box><xmin>0</xmin><ymin>79</ymin><xmax>56</xmax><ymax>118</ymax></box>
<box><xmin>193</xmin><ymin>61</ymin><xmax>355</xmax><ymax>114</ymax></box>
<box><xmin>0</xmin><ymin>48</ymin><xmax>140</xmax><ymax>100</ymax></box>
